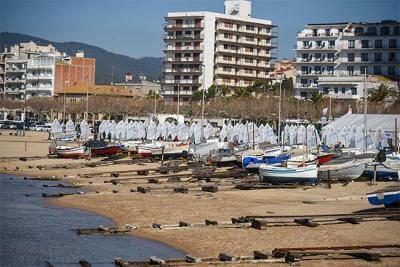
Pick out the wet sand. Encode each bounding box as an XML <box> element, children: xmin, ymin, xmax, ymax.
<box><xmin>1</xmin><ymin>131</ymin><xmax>400</xmax><ymax>265</ymax></box>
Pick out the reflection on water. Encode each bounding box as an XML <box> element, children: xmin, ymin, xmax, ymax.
<box><xmin>0</xmin><ymin>174</ymin><xmax>183</xmax><ymax>267</ymax></box>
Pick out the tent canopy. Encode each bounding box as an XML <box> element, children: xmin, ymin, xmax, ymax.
<box><xmin>323</xmin><ymin>114</ymin><xmax>400</xmax><ymax>133</ymax></box>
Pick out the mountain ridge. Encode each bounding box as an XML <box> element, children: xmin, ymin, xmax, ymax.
<box><xmin>0</xmin><ymin>32</ymin><xmax>163</xmax><ymax>84</ymax></box>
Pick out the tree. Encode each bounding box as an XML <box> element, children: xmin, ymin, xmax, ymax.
<box><xmin>282</xmin><ymin>77</ymin><xmax>294</xmax><ymax>96</ymax></box>
<box><xmin>368</xmin><ymin>84</ymin><xmax>393</xmax><ymax>102</ymax></box>
<box><xmin>192</xmin><ymin>90</ymin><xmax>203</xmax><ymax>102</ymax></box>
<box><xmin>309</xmin><ymin>91</ymin><xmax>326</xmax><ymax>104</ymax></box>
<box><xmin>233</xmin><ymin>87</ymin><xmax>250</xmax><ymax>97</ymax></box>
<box><xmin>248</xmin><ymin>79</ymin><xmax>271</xmax><ymax>94</ymax></box>
<box><xmin>218</xmin><ymin>85</ymin><xmax>231</xmax><ymax>97</ymax></box>
<box><xmin>206</xmin><ymin>85</ymin><xmax>217</xmax><ymax>99</ymax></box>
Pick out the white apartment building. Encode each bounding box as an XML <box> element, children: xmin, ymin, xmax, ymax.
<box><xmin>295</xmin><ymin>20</ymin><xmax>400</xmax><ymax>99</ymax></box>
<box><xmin>1</xmin><ymin>42</ymin><xmax>62</xmax><ymax>100</ymax></box>
<box><xmin>162</xmin><ymin>0</ymin><xmax>277</xmax><ymax>102</ymax></box>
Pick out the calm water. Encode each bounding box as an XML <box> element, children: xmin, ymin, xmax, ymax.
<box><xmin>0</xmin><ymin>174</ymin><xmax>184</xmax><ymax>267</ymax></box>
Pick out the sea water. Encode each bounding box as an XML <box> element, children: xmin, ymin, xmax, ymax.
<box><xmin>0</xmin><ymin>174</ymin><xmax>184</xmax><ymax>267</ymax></box>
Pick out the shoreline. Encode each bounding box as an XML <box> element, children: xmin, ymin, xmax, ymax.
<box><xmin>45</xmin><ymin>194</ymin><xmax>191</xmax><ymax>257</ymax></box>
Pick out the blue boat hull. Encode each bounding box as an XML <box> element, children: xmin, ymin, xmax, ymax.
<box><xmin>367</xmin><ymin>191</ymin><xmax>400</xmax><ymax>208</ymax></box>
<box><xmin>363</xmin><ymin>170</ymin><xmax>399</xmax><ymax>181</ymax></box>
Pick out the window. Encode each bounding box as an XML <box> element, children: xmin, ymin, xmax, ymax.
<box><xmin>361</xmin><ymin>40</ymin><xmax>369</xmax><ymax>48</ymax></box>
<box><xmin>325</xmin><ymin>29</ymin><xmax>331</xmax><ymax>36</ymax></box>
<box><xmin>394</xmin><ymin>26</ymin><xmax>400</xmax><ymax>35</ymax></box>
<box><xmin>316</xmin><ymin>41</ymin><xmax>322</xmax><ymax>47</ymax></box>
<box><xmin>329</xmin><ymin>41</ymin><xmax>335</xmax><ymax>48</ymax></box>
<box><xmin>375</xmin><ymin>40</ymin><xmax>383</xmax><ymax>48</ymax></box>
<box><xmin>347</xmin><ymin>66</ymin><xmax>354</xmax><ymax>75</ymax></box>
<box><xmin>373</xmin><ymin>66</ymin><xmax>381</xmax><ymax>75</ymax></box>
<box><xmin>245</xmin><ymin>47</ymin><xmax>254</xmax><ymax>52</ymax></box>
<box><xmin>245</xmin><ymin>36</ymin><xmax>254</xmax><ymax>42</ymax></box>
<box><xmin>302</xmin><ymin>53</ymin><xmax>309</xmax><ymax>61</ymax></box>
<box><xmin>224</xmin><ymin>33</ymin><xmax>233</xmax><ymax>39</ymax></box>
<box><xmin>315</xmin><ymin>53</ymin><xmax>322</xmax><ymax>60</ymax></box>
<box><xmin>323</xmin><ymin>87</ymin><xmax>329</xmax><ymax>94</ymax></box>
<box><xmin>389</xmin><ymin>39</ymin><xmax>397</xmax><ymax>48</ymax></box>
<box><xmin>355</xmin><ymin>27</ymin><xmax>364</xmax><ymax>35</ymax></box>
<box><xmin>301</xmin><ymin>66</ymin><xmax>308</xmax><ymax>74</ymax></box>
<box><xmin>388</xmin><ymin>52</ymin><xmax>396</xmax><ymax>61</ymax></box>
<box><xmin>360</xmin><ymin>66</ymin><xmax>368</xmax><ymax>74</ymax></box>
<box><xmin>388</xmin><ymin>66</ymin><xmax>396</xmax><ymax>75</ymax></box>
<box><xmin>224</xmin><ymin>22</ymin><xmax>233</xmax><ymax>28</ymax></box>
<box><xmin>361</xmin><ymin>53</ymin><xmax>369</xmax><ymax>62</ymax></box>
<box><xmin>244</xmin><ymin>69</ymin><xmax>253</xmax><ymax>74</ymax></box>
<box><xmin>380</xmin><ymin>26</ymin><xmax>390</xmax><ymax>35</ymax></box>
<box><xmin>312</xmin><ymin>29</ymin><xmax>317</xmax><ymax>36</ymax></box>
<box><xmin>334</xmin><ymin>88</ymin><xmax>338</xmax><ymax>94</ymax></box>
<box><xmin>314</xmin><ymin>66</ymin><xmax>321</xmax><ymax>74</ymax></box>
<box><xmin>347</xmin><ymin>53</ymin><xmax>355</xmax><ymax>62</ymax></box>
<box><xmin>223</xmin><ymin>66</ymin><xmax>231</xmax><ymax>72</ymax></box>
<box><xmin>374</xmin><ymin>52</ymin><xmax>382</xmax><ymax>61</ymax></box>
<box><xmin>366</xmin><ymin>27</ymin><xmax>377</xmax><ymax>35</ymax></box>
<box><xmin>223</xmin><ymin>55</ymin><xmax>232</xmax><ymax>61</ymax></box>
<box><xmin>184</xmin><ymin>53</ymin><xmax>191</xmax><ymax>57</ymax></box>
<box><xmin>244</xmin><ymin>58</ymin><xmax>253</xmax><ymax>63</ymax></box>
<box><xmin>327</xmin><ymin>66</ymin><xmax>334</xmax><ymax>73</ymax></box>
<box><xmin>341</xmin><ymin>88</ymin><xmax>346</xmax><ymax>94</ymax></box>
<box><xmin>301</xmin><ymin>79</ymin><xmax>307</xmax><ymax>85</ymax></box>
<box><xmin>351</xmin><ymin>88</ymin><xmax>357</xmax><ymax>95</ymax></box>
<box><xmin>246</xmin><ymin>25</ymin><xmax>254</xmax><ymax>31</ymax></box>
<box><xmin>348</xmin><ymin>40</ymin><xmax>355</xmax><ymax>48</ymax></box>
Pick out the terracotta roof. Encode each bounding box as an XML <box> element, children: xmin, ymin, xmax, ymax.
<box><xmin>55</xmin><ymin>85</ymin><xmax>142</xmax><ymax>97</ymax></box>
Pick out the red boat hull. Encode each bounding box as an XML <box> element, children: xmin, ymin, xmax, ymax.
<box><xmin>90</xmin><ymin>146</ymin><xmax>122</xmax><ymax>156</ymax></box>
<box><xmin>317</xmin><ymin>153</ymin><xmax>334</xmax><ymax>166</ymax></box>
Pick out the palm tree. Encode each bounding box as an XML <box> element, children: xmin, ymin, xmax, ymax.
<box><xmin>309</xmin><ymin>91</ymin><xmax>326</xmax><ymax>104</ymax></box>
<box><xmin>368</xmin><ymin>84</ymin><xmax>393</xmax><ymax>102</ymax></box>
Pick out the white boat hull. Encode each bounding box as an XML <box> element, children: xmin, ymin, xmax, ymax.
<box><xmin>318</xmin><ymin>161</ymin><xmax>365</xmax><ymax>181</ymax></box>
<box><xmin>259</xmin><ymin>164</ymin><xmax>318</xmax><ymax>185</ymax></box>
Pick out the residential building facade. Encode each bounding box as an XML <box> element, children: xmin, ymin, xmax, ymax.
<box><xmin>294</xmin><ymin>20</ymin><xmax>400</xmax><ymax>99</ymax></box>
<box><xmin>162</xmin><ymin>0</ymin><xmax>277</xmax><ymax>102</ymax></box>
<box><xmin>1</xmin><ymin>42</ymin><xmax>96</xmax><ymax>100</ymax></box>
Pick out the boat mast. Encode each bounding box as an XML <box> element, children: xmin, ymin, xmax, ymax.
<box><xmin>363</xmin><ymin>72</ymin><xmax>368</xmax><ymax>153</ymax></box>
<box><xmin>278</xmin><ymin>76</ymin><xmax>283</xmax><ymax>146</ymax></box>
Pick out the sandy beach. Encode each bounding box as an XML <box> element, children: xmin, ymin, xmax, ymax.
<box><xmin>1</xmin><ymin>131</ymin><xmax>399</xmax><ymax>265</ymax></box>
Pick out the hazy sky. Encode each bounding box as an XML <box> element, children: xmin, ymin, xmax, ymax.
<box><xmin>1</xmin><ymin>0</ymin><xmax>398</xmax><ymax>59</ymax></box>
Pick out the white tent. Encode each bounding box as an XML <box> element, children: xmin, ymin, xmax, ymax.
<box><xmin>322</xmin><ymin>114</ymin><xmax>400</xmax><ymax>147</ymax></box>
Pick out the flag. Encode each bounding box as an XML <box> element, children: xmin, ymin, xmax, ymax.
<box><xmin>347</xmin><ymin>105</ymin><xmax>352</xmax><ymax>114</ymax></box>
<box><xmin>322</xmin><ymin>108</ymin><xmax>328</xmax><ymax>116</ymax></box>
<box><xmin>125</xmin><ymin>72</ymin><xmax>133</xmax><ymax>82</ymax></box>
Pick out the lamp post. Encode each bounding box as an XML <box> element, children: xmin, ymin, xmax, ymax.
<box><xmin>200</xmin><ymin>64</ymin><xmax>206</xmax><ymax>142</ymax></box>
<box><xmin>363</xmin><ymin>72</ymin><xmax>368</xmax><ymax>153</ymax></box>
<box><xmin>177</xmin><ymin>81</ymin><xmax>180</xmax><ymax>116</ymax></box>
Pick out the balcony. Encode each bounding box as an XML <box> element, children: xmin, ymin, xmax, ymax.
<box><xmin>163</xmin><ymin>68</ymin><xmax>202</xmax><ymax>74</ymax></box>
<box><xmin>163</xmin><ymin>79</ymin><xmax>203</xmax><ymax>85</ymax></box>
<box><xmin>297</xmin><ymin>32</ymin><xmax>340</xmax><ymax>38</ymax></box>
<box><xmin>238</xmin><ymin>49</ymin><xmax>257</xmax><ymax>56</ymax></box>
<box><xmin>163</xmin><ymin>56</ymin><xmax>204</xmax><ymax>63</ymax></box>
<box><xmin>216</xmin><ymin>36</ymin><xmax>238</xmax><ymax>43</ymax></box>
<box><xmin>6</xmin><ymin>68</ymin><xmax>26</xmax><ymax>73</ymax></box>
<box><xmin>296</xmin><ymin>83</ymin><xmax>319</xmax><ymax>88</ymax></box>
<box><xmin>238</xmin><ymin>38</ymin><xmax>258</xmax><ymax>45</ymax></box>
<box><xmin>162</xmin><ymin>90</ymin><xmax>193</xmax><ymax>96</ymax></box>
<box><xmin>164</xmin><ymin>22</ymin><xmax>204</xmax><ymax>29</ymax></box>
<box><xmin>238</xmin><ymin>61</ymin><xmax>257</xmax><ymax>67</ymax></box>
<box><xmin>215</xmin><ymin>69</ymin><xmax>236</xmax><ymax>76</ymax></box>
<box><xmin>217</xmin><ymin>24</ymin><xmax>238</xmax><ymax>32</ymax></box>
<box><xmin>215</xmin><ymin>58</ymin><xmax>237</xmax><ymax>65</ymax></box>
<box><xmin>26</xmin><ymin>75</ymin><xmax>53</xmax><ymax>80</ymax></box>
<box><xmin>215</xmin><ymin>47</ymin><xmax>238</xmax><ymax>54</ymax></box>
<box><xmin>5</xmin><ymin>78</ymin><xmax>26</xmax><ymax>83</ymax></box>
<box><xmin>163</xmin><ymin>45</ymin><xmax>203</xmax><ymax>51</ymax></box>
<box><xmin>27</xmin><ymin>63</ymin><xmax>54</xmax><ymax>69</ymax></box>
<box><xmin>163</xmin><ymin>34</ymin><xmax>204</xmax><ymax>40</ymax></box>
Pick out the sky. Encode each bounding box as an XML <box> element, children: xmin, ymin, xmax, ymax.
<box><xmin>1</xmin><ymin>0</ymin><xmax>399</xmax><ymax>60</ymax></box>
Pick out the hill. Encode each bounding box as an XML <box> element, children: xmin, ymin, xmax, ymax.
<box><xmin>0</xmin><ymin>32</ymin><xmax>163</xmax><ymax>84</ymax></box>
